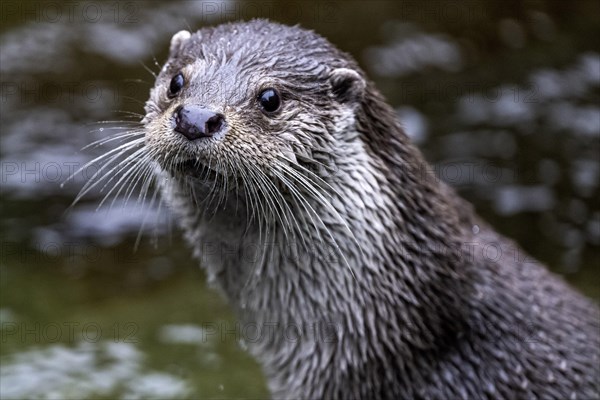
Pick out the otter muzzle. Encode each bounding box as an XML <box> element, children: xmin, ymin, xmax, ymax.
<box><xmin>173</xmin><ymin>105</ymin><xmax>224</xmax><ymax>140</ymax></box>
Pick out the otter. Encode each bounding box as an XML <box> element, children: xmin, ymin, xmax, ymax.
<box><xmin>135</xmin><ymin>20</ymin><xmax>599</xmax><ymax>399</ymax></box>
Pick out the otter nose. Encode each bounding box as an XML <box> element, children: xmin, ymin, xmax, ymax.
<box><xmin>173</xmin><ymin>105</ymin><xmax>224</xmax><ymax>140</ymax></box>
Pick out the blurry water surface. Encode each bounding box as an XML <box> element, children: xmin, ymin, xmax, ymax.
<box><xmin>1</xmin><ymin>1</ymin><xmax>598</xmax><ymax>398</ymax></box>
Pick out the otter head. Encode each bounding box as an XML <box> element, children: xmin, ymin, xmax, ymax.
<box><xmin>143</xmin><ymin>20</ymin><xmax>367</xmax><ymax>205</ymax></box>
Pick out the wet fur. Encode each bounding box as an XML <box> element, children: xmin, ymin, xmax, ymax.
<box><xmin>141</xmin><ymin>20</ymin><xmax>599</xmax><ymax>399</ymax></box>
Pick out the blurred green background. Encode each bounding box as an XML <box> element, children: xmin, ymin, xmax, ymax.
<box><xmin>1</xmin><ymin>0</ymin><xmax>598</xmax><ymax>398</ymax></box>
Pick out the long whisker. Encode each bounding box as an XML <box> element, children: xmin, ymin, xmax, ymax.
<box><xmin>274</xmin><ymin>160</ymin><xmax>359</xmax><ymax>281</ymax></box>
<box><xmin>63</xmin><ymin>136</ymin><xmax>145</xmax><ymax>190</ymax></box>
<box><xmin>102</xmin><ymin>152</ymin><xmax>156</xmax><ymax>210</ymax></box>
<box><xmin>74</xmin><ymin>142</ymin><xmax>146</xmax><ymax>205</ymax></box>
<box><xmin>82</xmin><ymin>130</ymin><xmax>144</xmax><ymax>150</ymax></box>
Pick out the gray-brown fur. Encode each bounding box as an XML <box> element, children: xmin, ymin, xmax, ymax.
<box><xmin>142</xmin><ymin>20</ymin><xmax>599</xmax><ymax>399</ymax></box>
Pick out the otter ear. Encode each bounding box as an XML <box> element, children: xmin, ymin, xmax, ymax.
<box><xmin>329</xmin><ymin>68</ymin><xmax>366</xmax><ymax>105</ymax></box>
<box><xmin>169</xmin><ymin>30</ymin><xmax>191</xmax><ymax>57</ymax></box>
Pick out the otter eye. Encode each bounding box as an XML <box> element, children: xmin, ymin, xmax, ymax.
<box><xmin>258</xmin><ymin>88</ymin><xmax>281</xmax><ymax>114</ymax></box>
<box><xmin>168</xmin><ymin>73</ymin><xmax>185</xmax><ymax>98</ymax></box>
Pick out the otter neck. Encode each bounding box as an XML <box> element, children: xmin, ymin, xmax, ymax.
<box><xmin>164</xmin><ymin>85</ymin><xmax>474</xmax><ymax>395</ymax></box>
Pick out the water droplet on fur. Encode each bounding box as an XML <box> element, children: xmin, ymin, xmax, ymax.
<box><xmin>472</xmin><ymin>225</ymin><xmax>480</xmax><ymax>234</ymax></box>
<box><xmin>559</xmin><ymin>360</ymin><xmax>567</xmax><ymax>370</ymax></box>
<box><xmin>99</xmin><ymin>127</ymin><xmax>104</xmax><ymax>132</ymax></box>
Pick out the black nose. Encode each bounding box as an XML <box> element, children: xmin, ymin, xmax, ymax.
<box><xmin>173</xmin><ymin>105</ymin><xmax>225</xmax><ymax>140</ymax></box>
